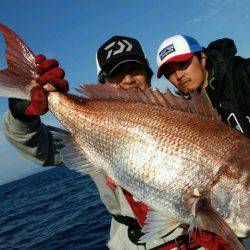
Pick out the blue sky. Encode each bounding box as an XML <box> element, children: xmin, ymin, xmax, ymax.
<box><xmin>0</xmin><ymin>0</ymin><xmax>250</xmax><ymax>184</ymax></box>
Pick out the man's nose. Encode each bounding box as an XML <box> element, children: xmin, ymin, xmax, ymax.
<box><xmin>175</xmin><ymin>70</ymin><xmax>183</xmax><ymax>81</ymax></box>
<box><xmin>119</xmin><ymin>74</ymin><xmax>136</xmax><ymax>89</ymax></box>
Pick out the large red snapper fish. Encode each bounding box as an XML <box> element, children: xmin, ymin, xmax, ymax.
<box><xmin>0</xmin><ymin>24</ymin><xmax>249</xmax><ymax>249</ymax></box>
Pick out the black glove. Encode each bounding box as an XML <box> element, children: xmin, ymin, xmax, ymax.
<box><xmin>8</xmin><ymin>98</ymin><xmax>39</xmax><ymax>123</ymax></box>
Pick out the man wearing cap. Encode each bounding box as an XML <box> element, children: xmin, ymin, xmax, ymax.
<box><xmin>157</xmin><ymin>35</ymin><xmax>250</xmax><ymax>248</ymax></box>
<box><xmin>156</xmin><ymin>35</ymin><xmax>250</xmax><ymax>136</ymax></box>
<box><xmin>96</xmin><ymin>36</ymin><xmax>153</xmax><ymax>91</ymax></box>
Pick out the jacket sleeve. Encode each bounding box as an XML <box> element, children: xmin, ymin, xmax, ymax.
<box><xmin>3</xmin><ymin>110</ymin><xmax>63</xmax><ymax>166</ymax></box>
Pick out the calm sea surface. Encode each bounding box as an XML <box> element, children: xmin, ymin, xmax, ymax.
<box><xmin>0</xmin><ymin>167</ymin><xmax>111</xmax><ymax>250</ymax></box>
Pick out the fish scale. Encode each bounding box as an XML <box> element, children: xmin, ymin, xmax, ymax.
<box><xmin>47</xmin><ymin>92</ymin><xmax>249</xmax><ymax>229</ymax></box>
<box><xmin>0</xmin><ymin>23</ymin><xmax>249</xmax><ymax>249</ymax></box>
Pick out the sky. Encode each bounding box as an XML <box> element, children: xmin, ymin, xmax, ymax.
<box><xmin>0</xmin><ymin>0</ymin><xmax>250</xmax><ymax>184</ymax></box>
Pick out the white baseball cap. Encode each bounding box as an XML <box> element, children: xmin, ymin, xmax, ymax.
<box><xmin>156</xmin><ymin>35</ymin><xmax>202</xmax><ymax>78</ymax></box>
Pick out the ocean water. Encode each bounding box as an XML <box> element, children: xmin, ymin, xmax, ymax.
<box><xmin>0</xmin><ymin>167</ymin><xmax>111</xmax><ymax>250</ymax></box>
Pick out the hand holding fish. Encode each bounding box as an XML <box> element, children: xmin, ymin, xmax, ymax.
<box><xmin>8</xmin><ymin>54</ymin><xmax>69</xmax><ymax>120</ymax></box>
<box><xmin>35</xmin><ymin>54</ymin><xmax>69</xmax><ymax>93</ymax></box>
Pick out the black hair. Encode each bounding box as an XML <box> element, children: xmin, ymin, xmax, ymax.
<box><xmin>194</xmin><ymin>48</ymin><xmax>212</xmax><ymax>71</ymax></box>
<box><xmin>145</xmin><ymin>64</ymin><xmax>153</xmax><ymax>87</ymax></box>
<box><xmin>98</xmin><ymin>73</ymin><xmax>106</xmax><ymax>84</ymax></box>
<box><xmin>194</xmin><ymin>51</ymin><xmax>202</xmax><ymax>62</ymax></box>
<box><xmin>201</xmin><ymin>48</ymin><xmax>212</xmax><ymax>71</ymax></box>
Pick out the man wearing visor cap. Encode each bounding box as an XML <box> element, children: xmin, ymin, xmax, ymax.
<box><xmin>157</xmin><ymin>35</ymin><xmax>250</xmax><ymax>136</ymax></box>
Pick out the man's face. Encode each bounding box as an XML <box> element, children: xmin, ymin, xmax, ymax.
<box><xmin>163</xmin><ymin>55</ymin><xmax>207</xmax><ymax>94</ymax></box>
<box><xmin>104</xmin><ymin>62</ymin><xmax>150</xmax><ymax>90</ymax></box>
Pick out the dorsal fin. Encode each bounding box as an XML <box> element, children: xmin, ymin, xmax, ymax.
<box><xmin>76</xmin><ymin>84</ymin><xmax>220</xmax><ymax>121</ymax></box>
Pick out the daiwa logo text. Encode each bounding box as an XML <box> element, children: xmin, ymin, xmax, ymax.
<box><xmin>104</xmin><ymin>40</ymin><xmax>133</xmax><ymax>59</ymax></box>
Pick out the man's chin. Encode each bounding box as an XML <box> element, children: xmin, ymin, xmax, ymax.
<box><xmin>180</xmin><ymin>86</ymin><xmax>196</xmax><ymax>95</ymax></box>
<box><xmin>179</xmin><ymin>88</ymin><xmax>190</xmax><ymax>95</ymax></box>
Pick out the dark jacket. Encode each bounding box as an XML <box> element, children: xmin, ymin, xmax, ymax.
<box><xmin>204</xmin><ymin>38</ymin><xmax>250</xmax><ymax>136</ymax></box>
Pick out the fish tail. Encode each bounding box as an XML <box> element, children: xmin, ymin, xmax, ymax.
<box><xmin>0</xmin><ymin>24</ymin><xmax>39</xmax><ymax>100</ymax></box>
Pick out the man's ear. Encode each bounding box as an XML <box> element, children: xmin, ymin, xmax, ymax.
<box><xmin>201</xmin><ymin>52</ymin><xmax>207</xmax><ymax>68</ymax></box>
<box><xmin>98</xmin><ymin>72</ymin><xmax>107</xmax><ymax>84</ymax></box>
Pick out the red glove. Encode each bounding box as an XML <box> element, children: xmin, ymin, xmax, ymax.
<box><xmin>9</xmin><ymin>54</ymin><xmax>69</xmax><ymax>119</ymax></box>
<box><xmin>35</xmin><ymin>54</ymin><xmax>69</xmax><ymax>92</ymax></box>
<box><xmin>25</xmin><ymin>54</ymin><xmax>69</xmax><ymax>115</ymax></box>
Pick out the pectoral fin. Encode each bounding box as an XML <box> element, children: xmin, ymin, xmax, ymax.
<box><xmin>139</xmin><ymin>210</ymin><xmax>180</xmax><ymax>243</ymax></box>
<box><xmin>52</xmin><ymin>130</ymin><xmax>96</xmax><ymax>175</ymax></box>
<box><xmin>187</xmin><ymin>194</ymin><xmax>244</xmax><ymax>250</ymax></box>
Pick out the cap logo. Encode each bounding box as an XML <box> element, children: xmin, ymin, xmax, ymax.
<box><xmin>159</xmin><ymin>44</ymin><xmax>175</xmax><ymax>61</ymax></box>
<box><xmin>104</xmin><ymin>40</ymin><xmax>133</xmax><ymax>59</ymax></box>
